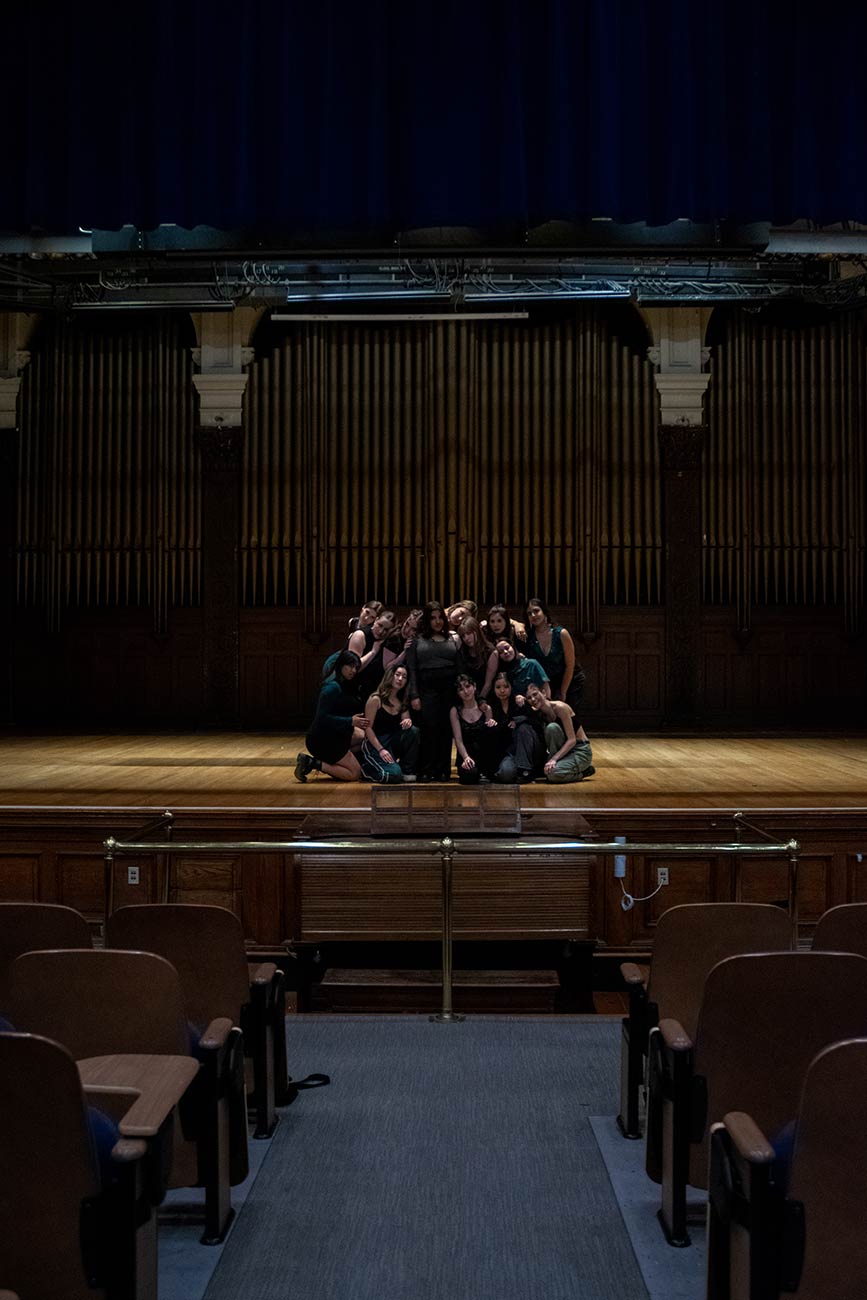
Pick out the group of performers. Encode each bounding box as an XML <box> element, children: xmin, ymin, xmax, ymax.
<box><xmin>294</xmin><ymin>599</ymin><xmax>595</xmax><ymax>786</ymax></box>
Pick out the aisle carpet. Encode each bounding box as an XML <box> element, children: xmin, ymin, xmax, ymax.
<box><xmin>204</xmin><ymin>1017</ymin><xmax>648</xmax><ymax>1300</ymax></box>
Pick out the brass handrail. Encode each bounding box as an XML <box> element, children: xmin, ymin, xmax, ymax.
<box><xmin>104</xmin><ymin>820</ymin><xmax>800</xmax><ymax>1022</ymax></box>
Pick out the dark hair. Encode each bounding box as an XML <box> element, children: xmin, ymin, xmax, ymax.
<box><xmin>361</xmin><ymin>600</ymin><xmax>383</xmax><ymax>616</ymax></box>
<box><xmin>487</xmin><ymin>604</ymin><xmax>517</xmax><ymax>640</ymax></box>
<box><xmin>489</xmin><ymin>670</ymin><xmax>513</xmax><ymax>720</ymax></box>
<box><xmin>457</xmin><ymin>616</ymin><xmax>494</xmax><ymax>668</ymax></box>
<box><xmin>333</xmin><ymin>649</ymin><xmax>362</xmax><ymax>683</ymax></box>
<box><xmin>375</xmin><ymin>663</ymin><xmax>409</xmax><ymax>706</ymax></box>
<box><xmin>455</xmin><ymin>672</ymin><xmax>477</xmax><ymax>701</ymax></box>
<box><xmin>420</xmin><ymin>601</ymin><xmax>448</xmax><ymax>638</ymax></box>
<box><xmin>372</xmin><ymin>610</ymin><xmax>397</xmax><ymax>637</ymax></box>
<box><xmin>402</xmin><ymin>608</ymin><xmax>423</xmax><ymax>637</ymax></box>
<box><xmin>525</xmin><ymin>596</ymin><xmax>552</xmax><ymax>624</ymax></box>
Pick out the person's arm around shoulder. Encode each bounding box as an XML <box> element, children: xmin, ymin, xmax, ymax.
<box><xmin>482</xmin><ymin>702</ymin><xmax>497</xmax><ymax>728</ymax></box>
<box><xmin>560</xmin><ymin>628</ymin><xmax>575</xmax><ymax>699</ymax></box>
<box><xmin>405</xmin><ymin>640</ymin><xmax>422</xmax><ymax>710</ymax></box>
<box><xmin>479</xmin><ymin>648</ymin><xmax>500</xmax><ymax>701</ymax></box>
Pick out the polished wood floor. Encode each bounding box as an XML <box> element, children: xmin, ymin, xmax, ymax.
<box><xmin>1</xmin><ymin>731</ymin><xmax>866</xmax><ymax>811</ymax></box>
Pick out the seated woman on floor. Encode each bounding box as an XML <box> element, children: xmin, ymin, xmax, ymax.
<box><xmin>523</xmin><ymin>682</ymin><xmax>594</xmax><ymax>783</ymax></box>
<box><xmin>359</xmin><ymin>665</ymin><xmax>419</xmax><ymax>784</ymax></box>
<box><xmin>295</xmin><ymin>650</ymin><xmax>369</xmax><ymax>783</ymax></box>
<box><xmin>488</xmin><ymin>670</ymin><xmax>545</xmax><ymax>783</ymax></box>
<box><xmin>449</xmin><ymin>673</ymin><xmax>498</xmax><ymax>785</ymax></box>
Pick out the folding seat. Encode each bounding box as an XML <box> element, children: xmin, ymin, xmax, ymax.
<box><xmin>706</xmin><ymin>1037</ymin><xmax>867</xmax><ymax>1300</ymax></box>
<box><xmin>107</xmin><ymin>903</ymin><xmax>289</xmax><ymax>1138</ymax></box>
<box><xmin>617</xmin><ymin>904</ymin><xmax>792</xmax><ymax>1139</ymax></box>
<box><xmin>7</xmin><ymin>948</ymin><xmax>247</xmax><ymax>1244</ymax></box>
<box><xmin>0</xmin><ymin>902</ymin><xmax>91</xmax><ymax>1010</ymax></box>
<box><xmin>0</xmin><ymin>1032</ymin><xmax>157</xmax><ymax>1300</ymax></box>
<box><xmin>645</xmin><ymin>951</ymin><xmax>867</xmax><ymax>1247</ymax></box>
<box><xmin>810</xmin><ymin>901</ymin><xmax>867</xmax><ymax>957</ymax></box>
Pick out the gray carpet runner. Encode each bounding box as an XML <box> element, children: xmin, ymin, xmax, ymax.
<box><xmin>204</xmin><ymin>1017</ymin><xmax>648</xmax><ymax>1300</ymax></box>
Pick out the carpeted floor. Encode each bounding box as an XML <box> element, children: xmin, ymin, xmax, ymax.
<box><xmin>203</xmin><ymin>1017</ymin><xmax>648</xmax><ymax>1300</ymax></box>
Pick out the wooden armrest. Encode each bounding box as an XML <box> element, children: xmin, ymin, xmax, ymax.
<box><xmin>111</xmin><ymin>1138</ymin><xmax>148</xmax><ymax>1163</ymax></box>
<box><xmin>249</xmin><ymin>962</ymin><xmax>278</xmax><ymax>986</ymax></box>
<box><xmin>722</xmin><ymin>1111</ymin><xmax>775</xmax><ymax>1165</ymax></box>
<box><xmin>658</xmin><ymin>1017</ymin><xmax>693</xmax><ymax>1052</ymax></box>
<box><xmin>620</xmin><ymin>962</ymin><xmax>648</xmax><ymax>987</ymax></box>
<box><xmin>83</xmin><ymin>1084</ymin><xmax>142</xmax><ymax>1126</ymax></box>
<box><xmin>199</xmin><ymin>1017</ymin><xmax>234</xmax><ymax>1051</ymax></box>
<box><xmin>79</xmin><ymin>1055</ymin><xmax>200</xmax><ymax>1138</ymax></box>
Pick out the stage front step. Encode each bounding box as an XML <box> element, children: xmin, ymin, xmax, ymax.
<box><xmin>312</xmin><ymin>967</ymin><xmax>561</xmax><ymax>1014</ymax></box>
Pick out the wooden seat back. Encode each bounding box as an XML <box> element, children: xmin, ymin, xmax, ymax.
<box><xmin>0</xmin><ymin>903</ymin><xmax>91</xmax><ymax>1009</ymax></box>
<box><xmin>786</xmin><ymin>1038</ymin><xmax>867</xmax><ymax>1299</ymax></box>
<box><xmin>691</xmin><ymin>951</ymin><xmax>867</xmax><ymax>1188</ymax></box>
<box><xmin>107</xmin><ymin>904</ymin><xmax>250</xmax><ymax>1028</ymax></box>
<box><xmin>811</xmin><ymin>902</ymin><xmax>867</xmax><ymax>958</ymax></box>
<box><xmin>648</xmin><ymin>903</ymin><xmax>792</xmax><ymax>1039</ymax></box>
<box><xmin>7</xmin><ymin>949</ymin><xmax>189</xmax><ymax>1059</ymax></box>
<box><xmin>0</xmin><ymin>1032</ymin><xmax>101</xmax><ymax>1300</ymax></box>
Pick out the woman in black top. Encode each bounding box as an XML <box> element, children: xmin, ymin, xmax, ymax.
<box><xmin>359</xmin><ymin>664</ymin><xmax>420</xmax><ymax>783</ymax></box>
<box><xmin>295</xmin><ymin>650</ymin><xmax>368</xmax><ymax>782</ymax></box>
<box><xmin>456</xmin><ymin>616</ymin><xmax>495</xmax><ymax>692</ymax></box>
<box><xmin>449</xmin><ymin>673</ymin><xmax>498</xmax><ymax>784</ymax></box>
<box><xmin>406</xmin><ymin>600</ymin><xmax>460</xmax><ymax>781</ymax></box>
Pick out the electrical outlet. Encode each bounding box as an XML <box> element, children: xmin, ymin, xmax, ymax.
<box><xmin>657</xmin><ymin>866</ymin><xmax>669</xmax><ymax>887</ymax></box>
<box><xmin>127</xmin><ymin>865</ymin><xmax>140</xmax><ymax>886</ymax></box>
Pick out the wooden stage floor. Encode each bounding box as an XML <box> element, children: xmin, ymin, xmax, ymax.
<box><xmin>1</xmin><ymin>731</ymin><xmax>866</xmax><ymax>813</ymax></box>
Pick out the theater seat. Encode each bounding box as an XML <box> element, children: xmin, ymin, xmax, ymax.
<box><xmin>7</xmin><ymin>948</ymin><xmax>248</xmax><ymax>1245</ymax></box>
<box><xmin>645</xmin><ymin>951</ymin><xmax>867</xmax><ymax>1246</ymax></box>
<box><xmin>707</xmin><ymin>1037</ymin><xmax>867</xmax><ymax>1300</ymax></box>
<box><xmin>107</xmin><ymin>903</ymin><xmax>289</xmax><ymax>1137</ymax></box>
<box><xmin>0</xmin><ymin>1032</ymin><xmax>155</xmax><ymax>1300</ymax></box>
<box><xmin>0</xmin><ymin>902</ymin><xmax>92</xmax><ymax>1011</ymax></box>
<box><xmin>617</xmin><ymin>904</ymin><xmax>792</xmax><ymax>1139</ymax></box>
<box><xmin>811</xmin><ymin>902</ymin><xmax>867</xmax><ymax>958</ymax></box>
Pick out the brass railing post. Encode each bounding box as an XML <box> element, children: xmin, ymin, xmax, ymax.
<box><xmin>431</xmin><ymin>836</ymin><xmax>464</xmax><ymax>1024</ymax></box>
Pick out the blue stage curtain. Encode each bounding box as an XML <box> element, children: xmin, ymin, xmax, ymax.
<box><xmin>8</xmin><ymin>0</ymin><xmax>867</xmax><ymax>233</ymax></box>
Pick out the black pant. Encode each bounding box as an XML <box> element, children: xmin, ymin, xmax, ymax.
<box><xmin>417</xmin><ymin>679</ymin><xmax>455</xmax><ymax>778</ymax></box>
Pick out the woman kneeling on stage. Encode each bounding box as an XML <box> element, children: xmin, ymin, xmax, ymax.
<box><xmin>360</xmin><ymin>665</ymin><xmax>419</xmax><ymax>784</ymax></box>
<box><xmin>295</xmin><ymin>650</ymin><xmax>369</xmax><ymax>782</ymax></box>
<box><xmin>450</xmin><ymin>674</ymin><xmax>498</xmax><ymax>785</ymax></box>
<box><xmin>524</xmin><ymin>682</ymin><xmax>594</xmax><ymax>783</ymax></box>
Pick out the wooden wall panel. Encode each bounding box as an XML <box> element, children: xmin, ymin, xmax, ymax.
<box><xmin>56</xmin><ymin>854</ymin><xmax>105</xmax><ymax>920</ymax></box>
<box><xmin>0</xmin><ymin>805</ymin><xmax>864</xmax><ymax>962</ymax></box>
<box><xmin>169</xmin><ymin>856</ymin><xmax>244</xmax><ymax>922</ymax></box>
<box><xmin>0</xmin><ymin>855</ymin><xmax>41</xmax><ymax>901</ymax></box>
<box><xmin>7</xmin><ymin>599</ymin><xmax>865</xmax><ymax>728</ymax></box>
